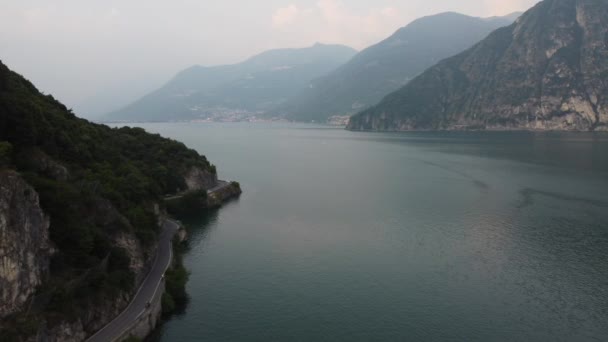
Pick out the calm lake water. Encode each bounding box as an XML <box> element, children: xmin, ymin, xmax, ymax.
<box><xmin>134</xmin><ymin>123</ymin><xmax>608</xmax><ymax>341</ymax></box>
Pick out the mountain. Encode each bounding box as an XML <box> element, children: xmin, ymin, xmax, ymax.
<box><xmin>106</xmin><ymin>43</ymin><xmax>357</xmax><ymax>122</ymax></box>
<box><xmin>0</xmin><ymin>60</ymin><xmax>228</xmax><ymax>339</ymax></box>
<box><xmin>347</xmin><ymin>0</ymin><xmax>608</xmax><ymax>131</ymax></box>
<box><xmin>279</xmin><ymin>12</ymin><xmax>518</xmax><ymax>122</ymax></box>
<box><xmin>484</xmin><ymin>11</ymin><xmax>523</xmax><ymax>22</ymax></box>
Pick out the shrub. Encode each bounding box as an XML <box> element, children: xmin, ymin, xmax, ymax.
<box><xmin>0</xmin><ymin>141</ymin><xmax>12</xmax><ymax>167</ymax></box>
<box><xmin>161</xmin><ymin>293</ymin><xmax>176</xmax><ymax>316</ymax></box>
<box><xmin>166</xmin><ymin>190</ymin><xmax>208</xmax><ymax>217</ymax></box>
<box><xmin>165</xmin><ymin>264</ymin><xmax>190</xmax><ymax>306</ymax></box>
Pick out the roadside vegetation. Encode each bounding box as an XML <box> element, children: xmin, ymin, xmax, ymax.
<box><xmin>165</xmin><ymin>190</ymin><xmax>208</xmax><ymax>218</ymax></box>
<box><xmin>0</xmin><ymin>61</ymin><xmax>216</xmax><ymax>337</ymax></box>
<box><xmin>161</xmin><ymin>236</ymin><xmax>191</xmax><ymax>318</ymax></box>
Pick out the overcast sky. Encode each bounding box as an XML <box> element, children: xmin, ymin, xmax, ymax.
<box><xmin>0</xmin><ymin>0</ymin><xmax>539</xmax><ymax>118</ymax></box>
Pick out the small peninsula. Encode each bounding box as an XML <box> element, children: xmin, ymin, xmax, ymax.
<box><xmin>0</xmin><ymin>60</ymin><xmax>240</xmax><ymax>341</ymax></box>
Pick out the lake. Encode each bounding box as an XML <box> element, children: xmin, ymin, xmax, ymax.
<box><xmin>133</xmin><ymin>123</ymin><xmax>608</xmax><ymax>341</ymax></box>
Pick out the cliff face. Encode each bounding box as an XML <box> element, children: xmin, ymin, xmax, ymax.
<box><xmin>184</xmin><ymin>166</ymin><xmax>218</xmax><ymax>192</ymax></box>
<box><xmin>0</xmin><ymin>171</ymin><xmax>52</xmax><ymax>318</ymax></box>
<box><xmin>347</xmin><ymin>0</ymin><xmax>608</xmax><ymax>131</ymax></box>
<box><xmin>0</xmin><ymin>172</ymin><xmax>155</xmax><ymax>341</ymax></box>
<box><xmin>41</xmin><ymin>230</ymin><xmax>150</xmax><ymax>342</ymax></box>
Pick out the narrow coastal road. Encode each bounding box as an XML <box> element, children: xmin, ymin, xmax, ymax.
<box><xmin>87</xmin><ymin>220</ymin><xmax>179</xmax><ymax>342</ymax></box>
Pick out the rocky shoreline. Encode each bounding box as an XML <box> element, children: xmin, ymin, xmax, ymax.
<box><xmin>125</xmin><ymin>181</ymin><xmax>241</xmax><ymax>341</ymax></box>
<box><xmin>346</xmin><ymin>126</ymin><xmax>608</xmax><ymax>132</ymax></box>
<box><xmin>0</xmin><ymin>170</ymin><xmax>240</xmax><ymax>342</ymax></box>
<box><xmin>207</xmin><ymin>182</ymin><xmax>242</xmax><ymax>208</ymax></box>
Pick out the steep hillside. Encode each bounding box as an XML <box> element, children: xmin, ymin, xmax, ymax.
<box><xmin>281</xmin><ymin>12</ymin><xmax>517</xmax><ymax>122</ymax></box>
<box><xmin>348</xmin><ymin>0</ymin><xmax>608</xmax><ymax>131</ymax></box>
<box><xmin>106</xmin><ymin>43</ymin><xmax>357</xmax><ymax>122</ymax></box>
<box><xmin>0</xmin><ymin>60</ymin><xmax>221</xmax><ymax>340</ymax></box>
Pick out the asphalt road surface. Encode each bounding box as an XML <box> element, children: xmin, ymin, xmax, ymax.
<box><xmin>87</xmin><ymin>220</ymin><xmax>179</xmax><ymax>342</ymax></box>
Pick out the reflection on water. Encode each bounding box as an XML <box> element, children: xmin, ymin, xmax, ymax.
<box><xmin>125</xmin><ymin>123</ymin><xmax>608</xmax><ymax>342</ymax></box>
<box><xmin>518</xmin><ymin>187</ymin><xmax>608</xmax><ymax>209</ymax></box>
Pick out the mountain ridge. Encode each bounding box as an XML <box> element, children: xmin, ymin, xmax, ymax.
<box><xmin>279</xmin><ymin>12</ymin><xmax>518</xmax><ymax>122</ymax></box>
<box><xmin>347</xmin><ymin>0</ymin><xmax>608</xmax><ymax>131</ymax></box>
<box><xmin>106</xmin><ymin>43</ymin><xmax>357</xmax><ymax>122</ymax></box>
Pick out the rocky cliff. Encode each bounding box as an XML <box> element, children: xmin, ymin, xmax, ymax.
<box><xmin>39</xmin><ymin>229</ymin><xmax>152</xmax><ymax>342</ymax></box>
<box><xmin>0</xmin><ymin>171</ymin><xmax>52</xmax><ymax>318</ymax></box>
<box><xmin>0</xmin><ymin>59</ymin><xmax>230</xmax><ymax>341</ymax></box>
<box><xmin>347</xmin><ymin>0</ymin><xmax>608</xmax><ymax>131</ymax></box>
<box><xmin>0</xmin><ymin>170</ymin><xmax>157</xmax><ymax>341</ymax></box>
<box><xmin>184</xmin><ymin>166</ymin><xmax>218</xmax><ymax>192</ymax></box>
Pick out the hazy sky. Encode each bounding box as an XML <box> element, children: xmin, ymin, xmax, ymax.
<box><xmin>0</xmin><ymin>0</ymin><xmax>539</xmax><ymax>118</ymax></box>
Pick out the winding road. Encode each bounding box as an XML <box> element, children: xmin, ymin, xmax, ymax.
<box><xmin>86</xmin><ymin>220</ymin><xmax>179</xmax><ymax>342</ymax></box>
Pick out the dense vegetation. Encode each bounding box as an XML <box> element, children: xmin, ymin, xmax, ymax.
<box><xmin>0</xmin><ymin>60</ymin><xmax>216</xmax><ymax>331</ymax></box>
<box><xmin>0</xmin><ymin>141</ymin><xmax>11</xmax><ymax>167</ymax></box>
<box><xmin>165</xmin><ymin>190</ymin><xmax>208</xmax><ymax>218</ymax></box>
<box><xmin>161</xmin><ymin>237</ymin><xmax>190</xmax><ymax>317</ymax></box>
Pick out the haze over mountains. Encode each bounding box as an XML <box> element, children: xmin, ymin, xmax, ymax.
<box><xmin>107</xmin><ymin>12</ymin><xmax>520</xmax><ymax>123</ymax></box>
<box><xmin>102</xmin><ymin>0</ymin><xmax>608</xmax><ymax>132</ymax></box>
<box><xmin>107</xmin><ymin>44</ymin><xmax>356</xmax><ymax>122</ymax></box>
<box><xmin>3</xmin><ymin>0</ymin><xmax>608</xmax><ymax>340</ymax></box>
<box><xmin>280</xmin><ymin>12</ymin><xmax>520</xmax><ymax>122</ymax></box>
<box><xmin>347</xmin><ymin>0</ymin><xmax>608</xmax><ymax>132</ymax></box>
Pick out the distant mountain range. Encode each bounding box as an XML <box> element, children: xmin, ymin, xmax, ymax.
<box><xmin>347</xmin><ymin>0</ymin><xmax>608</xmax><ymax>132</ymax></box>
<box><xmin>279</xmin><ymin>12</ymin><xmax>520</xmax><ymax>122</ymax></box>
<box><xmin>106</xmin><ymin>43</ymin><xmax>357</xmax><ymax>122</ymax></box>
<box><xmin>106</xmin><ymin>12</ymin><xmax>522</xmax><ymax>123</ymax></box>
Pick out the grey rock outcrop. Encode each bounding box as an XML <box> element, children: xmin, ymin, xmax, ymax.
<box><xmin>184</xmin><ymin>166</ymin><xmax>218</xmax><ymax>192</ymax></box>
<box><xmin>0</xmin><ymin>171</ymin><xmax>52</xmax><ymax>318</ymax></box>
<box><xmin>207</xmin><ymin>182</ymin><xmax>242</xmax><ymax>208</ymax></box>
<box><xmin>348</xmin><ymin>0</ymin><xmax>608</xmax><ymax>131</ymax></box>
<box><xmin>27</xmin><ymin>149</ymin><xmax>70</xmax><ymax>181</ymax></box>
<box><xmin>35</xmin><ymin>231</ymin><xmax>154</xmax><ymax>342</ymax></box>
<box><xmin>0</xmin><ymin>171</ymin><xmax>157</xmax><ymax>340</ymax></box>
